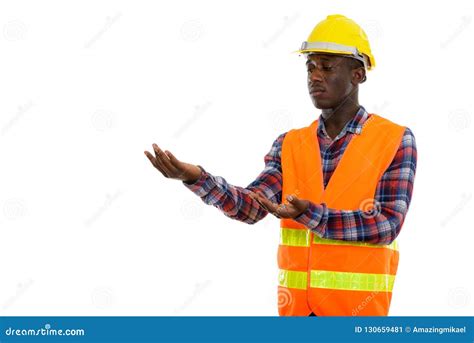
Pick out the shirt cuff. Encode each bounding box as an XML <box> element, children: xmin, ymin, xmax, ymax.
<box><xmin>293</xmin><ymin>202</ymin><xmax>327</xmax><ymax>237</ymax></box>
<box><xmin>182</xmin><ymin>165</ymin><xmax>216</xmax><ymax>198</ymax></box>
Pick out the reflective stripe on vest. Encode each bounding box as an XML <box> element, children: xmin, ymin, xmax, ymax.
<box><xmin>280</xmin><ymin>227</ymin><xmax>311</xmax><ymax>247</ymax></box>
<box><xmin>280</xmin><ymin>227</ymin><xmax>398</xmax><ymax>251</ymax></box>
<box><xmin>278</xmin><ymin>270</ymin><xmax>307</xmax><ymax>290</ymax></box>
<box><xmin>279</xmin><ymin>269</ymin><xmax>395</xmax><ymax>292</ymax></box>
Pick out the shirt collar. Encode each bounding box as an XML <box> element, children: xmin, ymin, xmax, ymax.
<box><xmin>317</xmin><ymin>105</ymin><xmax>369</xmax><ymax>139</ymax></box>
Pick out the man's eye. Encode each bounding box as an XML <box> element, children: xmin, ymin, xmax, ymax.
<box><xmin>307</xmin><ymin>65</ymin><xmax>333</xmax><ymax>72</ymax></box>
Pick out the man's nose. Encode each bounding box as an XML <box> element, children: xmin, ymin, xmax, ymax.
<box><xmin>309</xmin><ymin>68</ymin><xmax>324</xmax><ymax>82</ymax></box>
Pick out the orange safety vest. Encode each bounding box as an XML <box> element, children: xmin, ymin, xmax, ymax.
<box><xmin>278</xmin><ymin>113</ymin><xmax>406</xmax><ymax>316</ymax></box>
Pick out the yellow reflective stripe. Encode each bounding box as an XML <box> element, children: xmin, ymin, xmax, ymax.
<box><xmin>280</xmin><ymin>228</ymin><xmax>310</xmax><ymax>247</ymax></box>
<box><xmin>278</xmin><ymin>269</ymin><xmax>307</xmax><ymax>290</ymax></box>
<box><xmin>313</xmin><ymin>235</ymin><xmax>399</xmax><ymax>251</ymax></box>
<box><xmin>310</xmin><ymin>270</ymin><xmax>395</xmax><ymax>292</ymax></box>
<box><xmin>281</xmin><ymin>227</ymin><xmax>398</xmax><ymax>251</ymax></box>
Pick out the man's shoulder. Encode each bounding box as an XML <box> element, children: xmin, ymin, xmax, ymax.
<box><xmin>271</xmin><ymin>124</ymin><xmax>308</xmax><ymax>150</ymax></box>
<box><xmin>283</xmin><ymin>119</ymin><xmax>318</xmax><ymax>138</ymax></box>
<box><xmin>369</xmin><ymin>113</ymin><xmax>416</xmax><ymax>148</ymax></box>
<box><xmin>369</xmin><ymin>113</ymin><xmax>414</xmax><ymax>134</ymax></box>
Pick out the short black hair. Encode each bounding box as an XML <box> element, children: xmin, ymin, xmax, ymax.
<box><xmin>346</xmin><ymin>57</ymin><xmax>364</xmax><ymax>70</ymax></box>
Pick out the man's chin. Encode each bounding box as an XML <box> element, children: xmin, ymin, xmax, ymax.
<box><xmin>312</xmin><ymin>99</ymin><xmax>332</xmax><ymax>110</ymax></box>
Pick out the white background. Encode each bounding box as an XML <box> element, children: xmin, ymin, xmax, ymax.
<box><xmin>1</xmin><ymin>0</ymin><xmax>473</xmax><ymax>316</ymax></box>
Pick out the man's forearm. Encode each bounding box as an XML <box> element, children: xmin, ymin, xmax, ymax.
<box><xmin>182</xmin><ymin>167</ymin><xmax>270</xmax><ymax>224</ymax></box>
<box><xmin>294</xmin><ymin>201</ymin><xmax>406</xmax><ymax>244</ymax></box>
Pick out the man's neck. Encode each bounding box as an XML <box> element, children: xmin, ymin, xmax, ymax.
<box><xmin>321</xmin><ymin>101</ymin><xmax>360</xmax><ymax>140</ymax></box>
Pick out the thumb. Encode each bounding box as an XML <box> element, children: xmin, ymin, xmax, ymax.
<box><xmin>165</xmin><ymin>150</ymin><xmax>180</xmax><ymax>164</ymax></box>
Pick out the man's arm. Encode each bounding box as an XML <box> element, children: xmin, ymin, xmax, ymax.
<box><xmin>293</xmin><ymin>127</ymin><xmax>417</xmax><ymax>244</ymax></box>
<box><xmin>182</xmin><ymin>133</ymin><xmax>287</xmax><ymax>224</ymax></box>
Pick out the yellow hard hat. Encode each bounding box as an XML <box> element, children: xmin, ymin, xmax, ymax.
<box><xmin>296</xmin><ymin>14</ymin><xmax>375</xmax><ymax>70</ymax></box>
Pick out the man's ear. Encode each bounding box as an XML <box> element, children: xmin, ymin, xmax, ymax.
<box><xmin>352</xmin><ymin>67</ymin><xmax>366</xmax><ymax>85</ymax></box>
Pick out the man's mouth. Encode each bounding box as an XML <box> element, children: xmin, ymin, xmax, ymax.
<box><xmin>310</xmin><ymin>88</ymin><xmax>326</xmax><ymax>97</ymax></box>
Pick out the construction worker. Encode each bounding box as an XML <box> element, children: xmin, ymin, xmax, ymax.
<box><xmin>144</xmin><ymin>14</ymin><xmax>417</xmax><ymax>316</ymax></box>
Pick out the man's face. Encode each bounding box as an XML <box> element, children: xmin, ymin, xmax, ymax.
<box><xmin>306</xmin><ymin>53</ymin><xmax>357</xmax><ymax>109</ymax></box>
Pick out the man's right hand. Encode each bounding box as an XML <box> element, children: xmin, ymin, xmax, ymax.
<box><xmin>144</xmin><ymin>143</ymin><xmax>202</xmax><ymax>183</ymax></box>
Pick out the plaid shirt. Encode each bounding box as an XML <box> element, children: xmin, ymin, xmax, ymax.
<box><xmin>183</xmin><ymin>106</ymin><xmax>417</xmax><ymax>244</ymax></box>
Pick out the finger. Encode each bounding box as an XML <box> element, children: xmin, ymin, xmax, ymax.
<box><xmin>165</xmin><ymin>150</ymin><xmax>181</xmax><ymax>167</ymax></box>
<box><xmin>249</xmin><ymin>192</ymin><xmax>271</xmax><ymax>212</ymax></box>
<box><xmin>272</xmin><ymin>210</ymin><xmax>282</xmax><ymax>219</ymax></box>
<box><xmin>286</xmin><ymin>195</ymin><xmax>308</xmax><ymax>212</ymax></box>
<box><xmin>144</xmin><ymin>151</ymin><xmax>158</xmax><ymax>167</ymax></box>
<box><xmin>257</xmin><ymin>199</ymin><xmax>272</xmax><ymax>213</ymax></box>
<box><xmin>253</xmin><ymin>194</ymin><xmax>269</xmax><ymax>210</ymax></box>
<box><xmin>255</xmin><ymin>193</ymin><xmax>279</xmax><ymax>213</ymax></box>
<box><xmin>272</xmin><ymin>202</ymin><xmax>289</xmax><ymax>218</ymax></box>
<box><xmin>258</xmin><ymin>194</ymin><xmax>279</xmax><ymax>212</ymax></box>
<box><xmin>155</xmin><ymin>145</ymin><xmax>180</xmax><ymax>175</ymax></box>
<box><xmin>164</xmin><ymin>150</ymin><xmax>188</xmax><ymax>179</ymax></box>
<box><xmin>144</xmin><ymin>151</ymin><xmax>170</xmax><ymax>177</ymax></box>
<box><xmin>275</xmin><ymin>204</ymin><xmax>291</xmax><ymax>218</ymax></box>
<box><xmin>152</xmin><ymin>144</ymin><xmax>177</xmax><ymax>176</ymax></box>
<box><xmin>151</xmin><ymin>145</ymin><xmax>175</xmax><ymax>177</ymax></box>
<box><xmin>248</xmin><ymin>191</ymin><xmax>259</xmax><ymax>201</ymax></box>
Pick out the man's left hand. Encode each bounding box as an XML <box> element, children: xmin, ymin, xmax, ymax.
<box><xmin>249</xmin><ymin>192</ymin><xmax>310</xmax><ymax>219</ymax></box>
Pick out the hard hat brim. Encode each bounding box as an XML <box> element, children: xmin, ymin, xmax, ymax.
<box><xmin>292</xmin><ymin>48</ymin><xmax>374</xmax><ymax>70</ymax></box>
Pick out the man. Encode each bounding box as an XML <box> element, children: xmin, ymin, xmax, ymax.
<box><xmin>144</xmin><ymin>14</ymin><xmax>417</xmax><ymax>316</ymax></box>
